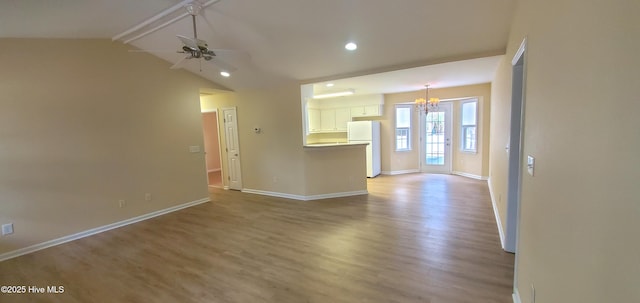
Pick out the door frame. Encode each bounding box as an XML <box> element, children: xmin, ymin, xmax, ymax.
<box><xmin>507</xmin><ymin>38</ymin><xmax>527</xmax><ymax>302</ymax></box>
<box><xmin>419</xmin><ymin>102</ymin><xmax>453</xmax><ymax>174</ymax></box>
<box><xmin>506</xmin><ymin>38</ymin><xmax>527</xmax><ymax>254</ymax></box>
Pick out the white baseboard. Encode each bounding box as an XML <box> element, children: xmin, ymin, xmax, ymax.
<box><xmin>452</xmin><ymin>171</ymin><xmax>488</xmax><ymax>180</ymax></box>
<box><xmin>0</xmin><ymin>197</ymin><xmax>210</xmax><ymax>262</ymax></box>
<box><xmin>303</xmin><ymin>190</ymin><xmax>368</xmax><ymax>201</ymax></box>
<box><xmin>241</xmin><ymin>188</ymin><xmax>368</xmax><ymax>201</ymax></box>
<box><xmin>381</xmin><ymin>169</ymin><xmax>420</xmax><ymax>175</ymax></box>
<box><xmin>242</xmin><ymin>188</ymin><xmax>306</xmax><ymax>200</ymax></box>
<box><xmin>487</xmin><ymin>177</ymin><xmax>506</xmax><ymax>250</ymax></box>
<box><xmin>513</xmin><ymin>288</ymin><xmax>522</xmax><ymax>303</ymax></box>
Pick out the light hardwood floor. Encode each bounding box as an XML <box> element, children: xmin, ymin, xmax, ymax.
<box><xmin>0</xmin><ymin>174</ymin><xmax>514</xmax><ymax>303</ymax></box>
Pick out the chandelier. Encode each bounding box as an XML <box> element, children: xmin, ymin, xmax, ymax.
<box><xmin>415</xmin><ymin>84</ymin><xmax>440</xmax><ymax>114</ymax></box>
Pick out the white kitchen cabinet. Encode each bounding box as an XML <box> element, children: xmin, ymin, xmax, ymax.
<box><xmin>320</xmin><ymin>109</ymin><xmax>336</xmax><ymax>131</ymax></box>
<box><xmin>335</xmin><ymin>108</ymin><xmax>351</xmax><ymax>131</ymax></box>
<box><xmin>351</xmin><ymin>104</ymin><xmax>382</xmax><ymax>117</ymax></box>
<box><xmin>307</xmin><ymin>108</ymin><xmax>321</xmax><ymax>133</ymax></box>
<box><xmin>320</xmin><ymin>108</ymin><xmax>351</xmax><ymax>132</ymax></box>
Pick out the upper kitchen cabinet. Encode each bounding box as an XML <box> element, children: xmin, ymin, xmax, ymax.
<box><xmin>347</xmin><ymin>94</ymin><xmax>384</xmax><ymax>117</ymax></box>
<box><xmin>307</xmin><ymin>108</ymin><xmax>321</xmax><ymax>133</ymax></box>
<box><xmin>317</xmin><ymin>108</ymin><xmax>349</xmax><ymax>132</ymax></box>
<box><xmin>351</xmin><ymin>104</ymin><xmax>382</xmax><ymax>117</ymax></box>
<box><xmin>304</xmin><ymin>93</ymin><xmax>384</xmax><ymax>135</ymax></box>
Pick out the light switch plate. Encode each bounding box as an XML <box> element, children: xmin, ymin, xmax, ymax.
<box><xmin>527</xmin><ymin>155</ymin><xmax>535</xmax><ymax>176</ymax></box>
<box><xmin>2</xmin><ymin>223</ymin><xmax>14</xmax><ymax>235</ymax></box>
<box><xmin>189</xmin><ymin>145</ymin><xmax>201</xmax><ymax>153</ymax></box>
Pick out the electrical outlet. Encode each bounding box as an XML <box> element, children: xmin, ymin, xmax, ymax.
<box><xmin>2</xmin><ymin>223</ymin><xmax>14</xmax><ymax>235</ymax></box>
<box><xmin>119</xmin><ymin>200</ymin><xmax>126</xmax><ymax>208</ymax></box>
<box><xmin>145</xmin><ymin>193</ymin><xmax>152</xmax><ymax>201</ymax></box>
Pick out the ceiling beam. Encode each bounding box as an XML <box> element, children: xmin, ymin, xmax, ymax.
<box><xmin>112</xmin><ymin>0</ymin><xmax>192</xmax><ymax>41</ymax></box>
<box><xmin>112</xmin><ymin>0</ymin><xmax>222</xmax><ymax>44</ymax></box>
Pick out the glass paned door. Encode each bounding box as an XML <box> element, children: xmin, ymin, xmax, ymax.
<box><xmin>421</xmin><ymin>102</ymin><xmax>452</xmax><ymax>173</ymax></box>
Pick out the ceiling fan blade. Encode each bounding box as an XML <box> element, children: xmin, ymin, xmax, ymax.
<box><xmin>129</xmin><ymin>49</ymin><xmax>184</xmax><ymax>53</ymax></box>
<box><xmin>207</xmin><ymin>57</ymin><xmax>238</xmax><ymax>72</ymax></box>
<box><xmin>177</xmin><ymin>35</ymin><xmax>199</xmax><ymax>50</ymax></box>
<box><xmin>170</xmin><ymin>56</ymin><xmax>189</xmax><ymax>70</ymax></box>
<box><xmin>208</xmin><ymin>48</ymin><xmax>251</xmax><ymax>60</ymax></box>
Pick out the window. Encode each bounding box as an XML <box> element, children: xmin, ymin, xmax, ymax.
<box><xmin>461</xmin><ymin>100</ymin><xmax>477</xmax><ymax>152</ymax></box>
<box><xmin>395</xmin><ymin>105</ymin><xmax>412</xmax><ymax>151</ymax></box>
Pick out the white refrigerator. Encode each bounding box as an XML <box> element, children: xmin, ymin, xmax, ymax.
<box><xmin>347</xmin><ymin>121</ymin><xmax>381</xmax><ymax>178</ymax></box>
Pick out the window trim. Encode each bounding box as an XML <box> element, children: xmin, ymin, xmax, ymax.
<box><xmin>460</xmin><ymin>100</ymin><xmax>478</xmax><ymax>153</ymax></box>
<box><xmin>395</xmin><ymin>104</ymin><xmax>412</xmax><ymax>152</ymax></box>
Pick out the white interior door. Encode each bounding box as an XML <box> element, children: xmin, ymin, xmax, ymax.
<box><xmin>421</xmin><ymin>102</ymin><xmax>452</xmax><ymax>174</ymax></box>
<box><xmin>222</xmin><ymin>107</ymin><xmax>242</xmax><ymax>190</ymax></box>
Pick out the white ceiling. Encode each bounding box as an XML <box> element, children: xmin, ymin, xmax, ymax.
<box><xmin>311</xmin><ymin>55</ymin><xmax>504</xmax><ymax>96</ymax></box>
<box><xmin>0</xmin><ymin>0</ymin><xmax>516</xmax><ymax>94</ymax></box>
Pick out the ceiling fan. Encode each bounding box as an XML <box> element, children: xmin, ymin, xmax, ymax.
<box><xmin>171</xmin><ymin>0</ymin><xmax>239</xmax><ymax>75</ymax></box>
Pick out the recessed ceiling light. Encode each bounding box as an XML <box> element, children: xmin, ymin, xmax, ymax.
<box><xmin>345</xmin><ymin>42</ymin><xmax>357</xmax><ymax>51</ymax></box>
<box><xmin>220</xmin><ymin>71</ymin><xmax>230</xmax><ymax>77</ymax></box>
<box><xmin>326</xmin><ymin>83</ymin><xmax>334</xmax><ymax>87</ymax></box>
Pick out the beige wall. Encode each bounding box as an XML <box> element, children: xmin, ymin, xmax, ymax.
<box><xmin>488</xmin><ymin>58</ymin><xmax>512</xmax><ymax>238</ymax></box>
<box><xmin>304</xmin><ymin>146</ymin><xmax>367</xmax><ymax>196</ymax></box>
<box><xmin>433</xmin><ymin>84</ymin><xmax>492</xmax><ymax>177</ymax></box>
<box><xmin>200</xmin><ymin>86</ymin><xmax>308</xmax><ymax>195</ymax></box>
<box><xmin>381</xmin><ymin>91</ymin><xmax>420</xmax><ymax>173</ymax></box>
<box><xmin>0</xmin><ymin>39</ymin><xmax>223</xmax><ymax>255</ymax></box>
<box><xmin>200</xmin><ymin>87</ymin><xmax>367</xmax><ymax>197</ymax></box>
<box><xmin>489</xmin><ymin>0</ymin><xmax>640</xmax><ymax>302</ymax></box>
<box><xmin>381</xmin><ymin>84</ymin><xmax>492</xmax><ymax>177</ymax></box>
<box><xmin>234</xmin><ymin>85</ymin><xmax>308</xmax><ymax>195</ymax></box>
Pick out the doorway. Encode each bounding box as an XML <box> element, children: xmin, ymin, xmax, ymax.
<box><xmin>202</xmin><ymin>111</ymin><xmax>223</xmax><ymax>188</ymax></box>
<box><xmin>420</xmin><ymin>102</ymin><xmax>452</xmax><ymax>174</ymax></box>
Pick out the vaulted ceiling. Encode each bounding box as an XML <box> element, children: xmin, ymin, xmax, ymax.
<box><xmin>0</xmin><ymin>0</ymin><xmax>516</xmax><ymax>93</ymax></box>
